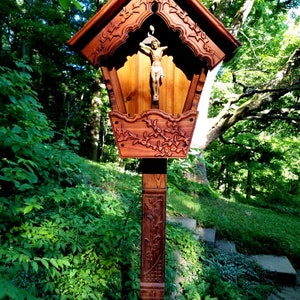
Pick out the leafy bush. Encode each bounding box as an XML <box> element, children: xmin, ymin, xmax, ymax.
<box><xmin>0</xmin><ymin>62</ymin><xmax>53</xmax><ymax>193</ymax></box>
<box><xmin>0</xmin><ymin>161</ymin><xmax>142</xmax><ymax>299</ymax></box>
<box><xmin>0</xmin><ymin>62</ymin><xmax>84</xmax><ymax>228</ymax></box>
<box><xmin>0</xmin><ymin>63</ymin><xmax>142</xmax><ymax>299</ymax></box>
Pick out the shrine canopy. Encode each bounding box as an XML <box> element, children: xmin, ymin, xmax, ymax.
<box><xmin>67</xmin><ymin>0</ymin><xmax>240</xmax><ymax>158</ymax></box>
<box><xmin>68</xmin><ymin>0</ymin><xmax>240</xmax><ymax>69</ymax></box>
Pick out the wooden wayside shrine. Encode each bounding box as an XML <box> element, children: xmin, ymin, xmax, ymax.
<box><xmin>67</xmin><ymin>0</ymin><xmax>240</xmax><ymax>298</ymax></box>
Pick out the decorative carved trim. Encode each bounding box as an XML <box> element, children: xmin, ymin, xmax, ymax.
<box><xmin>68</xmin><ymin>0</ymin><xmax>240</xmax><ymax>67</ymax></box>
<box><xmin>109</xmin><ymin>109</ymin><xmax>198</xmax><ymax>158</ymax></box>
<box><xmin>101</xmin><ymin>66</ymin><xmax>127</xmax><ymax>113</ymax></box>
<box><xmin>141</xmin><ymin>194</ymin><xmax>165</xmax><ymax>283</ymax></box>
<box><xmin>90</xmin><ymin>0</ymin><xmax>153</xmax><ymax>66</ymax></box>
<box><xmin>140</xmin><ymin>282</ymin><xmax>164</xmax><ymax>299</ymax></box>
<box><xmin>141</xmin><ymin>162</ymin><xmax>166</xmax><ymax>299</ymax></box>
<box><xmin>156</xmin><ymin>0</ymin><xmax>225</xmax><ymax>68</ymax></box>
<box><xmin>87</xmin><ymin>0</ymin><xmax>225</xmax><ymax>69</ymax></box>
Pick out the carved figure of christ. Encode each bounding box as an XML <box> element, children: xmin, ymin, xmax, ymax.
<box><xmin>139</xmin><ymin>39</ymin><xmax>168</xmax><ymax>103</ymax></box>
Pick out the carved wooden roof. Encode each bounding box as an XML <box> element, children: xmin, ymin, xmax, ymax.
<box><xmin>68</xmin><ymin>0</ymin><xmax>240</xmax><ymax>70</ymax></box>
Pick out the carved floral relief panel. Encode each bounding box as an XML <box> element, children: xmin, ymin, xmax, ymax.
<box><xmin>109</xmin><ymin>109</ymin><xmax>198</xmax><ymax>158</ymax></box>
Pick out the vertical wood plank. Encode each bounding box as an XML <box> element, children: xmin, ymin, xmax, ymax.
<box><xmin>174</xmin><ymin>67</ymin><xmax>190</xmax><ymax>115</ymax></box>
<box><xmin>117</xmin><ymin>52</ymin><xmax>192</xmax><ymax>117</ymax></box>
<box><xmin>160</xmin><ymin>55</ymin><xmax>174</xmax><ymax>114</ymax></box>
<box><xmin>118</xmin><ymin>53</ymin><xmax>137</xmax><ymax>117</ymax></box>
<box><xmin>138</xmin><ymin>51</ymin><xmax>152</xmax><ymax>113</ymax></box>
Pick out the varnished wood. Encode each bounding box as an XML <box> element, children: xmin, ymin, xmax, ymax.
<box><xmin>183</xmin><ymin>68</ymin><xmax>207</xmax><ymax>112</ymax></box>
<box><xmin>67</xmin><ymin>0</ymin><xmax>240</xmax><ymax>160</ymax></box>
<box><xmin>67</xmin><ymin>1</ymin><xmax>241</xmax><ymax>299</ymax></box>
<box><xmin>67</xmin><ymin>0</ymin><xmax>240</xmax><ymax>69</ymax></box>
<box><xmin>109</xmin><ymin>109</ymin><xmax>198</xmax><ymax>158</ymax></box>
<box><xmin>141</xmin><ymin>159</ymin><xmax>167</xmax><ymax>300</ymax></box>
<box><xmin>117</xmin><ymin>52</ymin><xmax>191</xmax><ymax>117</ymax></box>
<box><xmin>102</xmin><ymin>66</ymin><xmax>127</xmax><ymax>113</ymax></box>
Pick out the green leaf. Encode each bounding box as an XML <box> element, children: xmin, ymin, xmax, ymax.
<box><xmin>23</xmin><ymin>205</ymin><xmax>34</xmax><ymax>214</ymax></box>
<box><xmin>49</xmin><ymin>258</ymin><xmax>59</xmax><ymax>269</ymax></box>
<box><xmin>71</xmin><ymin>0</ymin><xmax>82</xmax><ymax>11</ymax></box>
<box><xmin>40</xmin><ymin>259</ymin><xmax>49</xmax><ymax>269</ymax></box>
<box><xmin>59</xmin><ymin>0</ymin><xmax>70</xmax><ymax>10</ymax></box>
<box><xmin>8</xmin><ymin>95</ymin><xmax>17</xmax><ymax>104</ymax></box>
<box><xmin>22</xmin><ymin>261</ymin><xmax>29</xmax><ymax>273</ymax></box>
<box><xmin>18</xmin><ymin>184</ymin><xmax>34</xmax><ymax>192</ymax></box>
<box><xmin>44</xmin><ymin>282</ymin><xmax>55</xmax><ymax>293</ymax></box>
<box><xmin>31</xmin><ymin>261</ymin><xmax>39</xmax><ymax>272</ymax></box>
<box><xmin>12</xmin><ymin>144</ymin><xmax>21</xmax><ymax>152</ymax></box>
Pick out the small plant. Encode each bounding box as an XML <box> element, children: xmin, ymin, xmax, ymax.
<box><xmin>204</xmin><ymin>248</ymin><xmax>273</xmax><ymax>300</ymax></box>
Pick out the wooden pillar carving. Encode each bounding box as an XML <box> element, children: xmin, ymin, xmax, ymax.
<box><xmin>141</xmin><ymin>159</ymin><xmax>167</xmax><ymax>299</ymax></box>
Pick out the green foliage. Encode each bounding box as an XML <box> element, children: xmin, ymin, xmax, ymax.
<box><xmin>206</xmin><ymin>125</ymin><xmax>300</xmax><ymax>216</ymax></box>
<box><xmin>0</xmin><ymin>156</ymin><xmax>142</xmax><ymax>299</ymax></box>
<box><xmin>0</xmin><ymin>66</ymin><xmax>142</xmax><ymax>299</ymax></box>
<box><xmin>0</xmin><ymin>63</ymin><xmax>82</xmax><ymax>222</ymax></box>
<box><xmin>1</xmin><ymin>0</ymin><xmax>103</xmax><ymax>159</ymax></box>
<box><xmin>205</xmin><ymin>0</ymin><xmax>300</xmax><ymax>213</ymax></box>
<box><xmin>166</xmin><ymin>225</ymin><xmax>207</xmax><ymax>299</ymax></box>
<box><xmin>59</xmin><ymin>0</ymin><xmax>82</xmax><ymax>11</ymax></box>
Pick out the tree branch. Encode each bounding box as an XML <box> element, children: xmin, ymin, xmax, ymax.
<box><xmin>203</xmin><ymin>48</ymin><xmax>300</xmax><ymax>149</ymax></box>
<box><xmin>229</xmin><ymin>0</ymin><xmax>255</xmax><ymax>36</ymax></box>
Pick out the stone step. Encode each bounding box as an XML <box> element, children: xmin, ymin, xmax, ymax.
<box><xmin>194</xmin><ymin>227</ymin><xmax>216</xmax><ymax>246</ymax></box>
<box><xmin>167</xmin><ymin>217</ymin><xmax>197</xmax><ymax>231</ymax></box>
<box><xmin>268</xmin><ymin>286</ymin><xmax>300</xmax><ymax>300</ymax></box>
<box><xmin>250</xmin><ymin>255</ymin><xmax>297</xmax><ymax>285</ymax></box>
<box><xmin>215</xmin><ymin>240</ymin><xmax>237</xmax><ymax>254</ymax></box>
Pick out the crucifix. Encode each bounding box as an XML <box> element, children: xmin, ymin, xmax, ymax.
<box><xmin>139</xmin><ymin>26</ymin><xmax>168</xmax><ymax>103</ymax></box>
<box><xmin>67</xmin><ymin>1</ymin><xmax>240</xmax><ymax>298</ymax></box>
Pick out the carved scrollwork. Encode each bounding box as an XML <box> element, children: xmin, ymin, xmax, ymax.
<box><xmin>91</xmin><ymin>0</ymin><xmax>153</xmax><ymax>66</ymax></box>
<box><xmin>155</xmin><ymin>0</ymin><xmax>225</xmax><ymax>68</ymax></box>
<box><xmin>142</xmin><ymin>194</ymin><xmax>165</xmax><ymax>282</ymax></box>
<box><xmin>109</xmin><ymin>110</ymin><xmax>198</xmax><ymax>158</ymax></box>
<box><xmin>88</xmin><ymin>0</ymin><xmax>225</xmax><ymax>69</ymax></box>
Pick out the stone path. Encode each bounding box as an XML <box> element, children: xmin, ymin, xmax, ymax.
<box><xmin>167</xmin><ymin>216</ymin><xmax>300</xmax><ymax>299</ymax></box>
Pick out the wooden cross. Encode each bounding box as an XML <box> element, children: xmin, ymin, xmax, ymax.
<box><xmin>67</xmin><ymin>1</ymin><xmax>240</xmax><ymax>298</ymax></box>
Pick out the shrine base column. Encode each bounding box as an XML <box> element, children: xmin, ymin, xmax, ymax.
<box><xmin>140</xmin><ymin>158</ymin><xmax>167</xmax><ymax>300</ymax></box>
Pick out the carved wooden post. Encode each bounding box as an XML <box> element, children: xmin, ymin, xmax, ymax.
<box><xmin>140</xmin><ymin>159</ymin><xmax>167</xmax><ymax>299</ymax></box>
<box><xmin>67</xmin><ymin>1</ymin><xmax>240</xmax><ymax>299</ymax></box>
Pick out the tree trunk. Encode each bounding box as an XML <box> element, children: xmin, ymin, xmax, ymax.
<box><xmin>229</xmin><ymin>0</ymin><xmax>255</xmax><ymax>37</ymax></box>
<box><xmin>205</xmin><ymin>48</ymin><xmax>300</xmax><ymax>149</ymax></box>
<box><xmin>193</xmin><ymin>0</ymin><xmax>255</xmax><ymax>150</ymax></box>
<box><xmin>190</xmin><ymin>0</ymin><xmax>255</xmax><ymax>183</ymax></box>
<box><xmin>89</xmin><ymin>92</ymin><xmax>101</xmax><ymax>161</ymax></box>
<box><xmin>245</xmin><ymin>162</ymin><xmax>252</xmax><ymax>201</ymax></box>
<box><xmin>80</xmin><ymin>87</ymin><xmax>102</xmax><ymax>161</ymax></box>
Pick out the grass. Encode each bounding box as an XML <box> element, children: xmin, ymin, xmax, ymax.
<box><xmin>167</xmin><ymin>184</ymin><xmax>300</xmax><ymax>268</ymax></box>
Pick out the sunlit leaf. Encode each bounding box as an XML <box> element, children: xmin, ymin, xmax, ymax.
<box><xmin>59</xmin><ymin>0</ymin><xmax>69</xmax><ymax>10</ymax></box>
<box><xmin>71</xmin><ymin>0</ymin><xmax>82</xmax><ymax>11</ymax></box>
